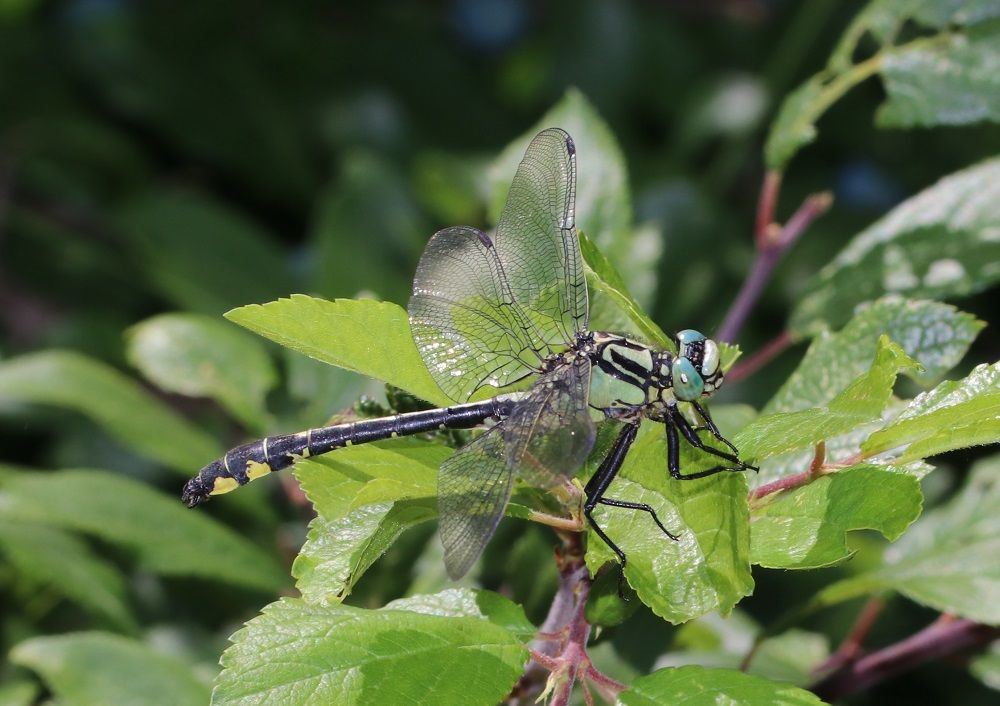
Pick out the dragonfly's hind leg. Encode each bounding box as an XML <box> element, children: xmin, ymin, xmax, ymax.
<box><xmin>583</xmin><ymin>423</ymin><xmax>679</xmax><ymax>597</ymax></box>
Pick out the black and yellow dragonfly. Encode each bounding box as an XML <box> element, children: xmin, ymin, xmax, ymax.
<box><xmin>182</xmin><ymin>128</ymin><xmax>754</xmax><ymax>580</ymax></box>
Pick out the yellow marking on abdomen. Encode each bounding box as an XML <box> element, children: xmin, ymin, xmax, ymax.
<box><xmin>210</xmin><ymin>477</ymin><xmax>240</xmax><ymax>495</ymax></box>
<box><xmin>246</xmin><ymin>459</ymin><xmax>272</xmax><ymax>481</ymax></box>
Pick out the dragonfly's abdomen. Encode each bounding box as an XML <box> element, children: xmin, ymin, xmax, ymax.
<box><xmin>181</xmin><ymin>398</ymin><xmax>513</xmax><ymax>508</ymax></box>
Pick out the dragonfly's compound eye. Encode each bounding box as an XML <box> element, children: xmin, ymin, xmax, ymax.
<box><xmin>671</xmin><ymin>357</ymin><xmax>705</xmax><ymax>401</ymax></box>
<box><xmin>701</xmin><ymin>339</ymin><xmax>720</xmax><ymax>378</ymax></box>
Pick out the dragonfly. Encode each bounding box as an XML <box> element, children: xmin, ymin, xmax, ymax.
<box><xmin>182</xmin><ymin>128</ymin><xmax>754</xmax><ymax>581</ymax></box>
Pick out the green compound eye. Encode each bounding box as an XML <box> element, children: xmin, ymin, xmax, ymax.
<box><xmin>672</xmin><ymin>357</ymin><xmax>705</xmax><ymax>401</ymax></box>
<box><xmin>675</xmin><ymin>329</ymin><xmax>705</xmax><ymax>356</ymax></box>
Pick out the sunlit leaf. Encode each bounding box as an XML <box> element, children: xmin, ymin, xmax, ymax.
<box><xmin>0</xmin><ymin>470</ymin><xmax>286</xmax><ymax>591</ymax></box>
<box><xmin>10</xmin><ymin>632</ymin><xmax>210</xmax><ymax>706</ymax></box>
<box><xmin>774</xmin><ymin>298</ymin><xmax>983</xmax><ymax>412</ymax></box>
<box><xmin>737</xmin><ymin>336</ymin><xmax>918</xmax><ymax>461</ymax></box>
<box><xmin>385</xmin><ymin>587</ymin><xmax>536</xmax><ymax>641</ymax></box>
<box><xmin>863</xmin><ymin>360</ymin><xmax>1000</xmax><ymax>462</ymax></box>
<box><xmin>862</xmin><ymin>457</ymin><xmax>1000</xmax><ymax>624</ymax></box>
<box><xmin>620</xmin><ymin>665</ymin><xmax>828</xmax><ymax>706</ymax></box>
<box><xmin>750</xmin><ymin>464</ymin><xmax>923</xmax><ymax>569</ymax></box>
<box><xmin>292</xmin><ymin>442</ymin><xmax>446</xmax><ymax>601</ymax></box>
<box><xmin>213</xmin><ymin>596</ymin><xmax>526</xmax><ymax>706</ymax></box>
<box><xmin>0</xmin><ymin>351</ymin><xmax>221</xmax><ymax>474</ymax></box>
<box><xmin>791</xmin><ymin>159</ymin><xmax>1000</xmax><ymax>334</ymax></box>
<box><xmin>878</xmin><ymin>24</ymin><xmax>1000</xmax><ymax>128</ymax></box>
<box><xmin>585</xmin><ymin>423</ymin><xmax>752</xmax><ymax>624</ymax></box>
<box><xmin>127</xmin><ymin>313</ymin><xmax>277</xmax><ymax>433</ymax></box>
<box><xmin>226</xmin><ymin>295</ymin><xmax>450</xmax><ymax>408</ymax></box>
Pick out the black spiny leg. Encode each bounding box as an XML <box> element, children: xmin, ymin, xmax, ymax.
<box><xmin>666</xmin><ymin>407</ymin><xmax>756</xmax><ymax>480</ymax></box>
<box><xmin>690</xmin><ymin>401</ymin><xmax>741</xmax><ymax>457</ymax></box>
<box><xmin>584</xmin><ymin>423</ymin><xmax>680</xmax><ymax>596</ymax></box>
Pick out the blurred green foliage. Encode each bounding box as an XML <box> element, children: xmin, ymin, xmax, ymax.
<box><xmin>2</xmin><ymin>1</ymin><xmax>1000</xmax><ymax>704</ymax></box>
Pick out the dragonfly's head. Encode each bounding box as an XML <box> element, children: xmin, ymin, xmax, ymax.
<box><xmin>672</xmin><ymin>329</ymin><xmax>723</xmax><ymax>402</ymax></box>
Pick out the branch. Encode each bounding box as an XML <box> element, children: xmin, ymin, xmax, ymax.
<box><xmin>727</xmin><ymin>330</ymin><xmax>793</xmax><ymax>383</ymax></box>
<box><xmin>811</xmin><ymin>616</ymin><xmax>1000</xmax><ymax>701</ymax></box>
<box><xmin>716</xmin><ymin>180</ymin><xmax>832</xmax><ymax>345</ymax></box>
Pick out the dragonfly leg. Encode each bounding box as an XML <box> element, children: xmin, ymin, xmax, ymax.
<box><xmin>690</xmin><ymin>401</ymin><xmax>741</xmax><ymax>456</ymax></box>
<box><xmin>583</xmin><ymin>423</ymin><xmax>679</xmax><ymax>597</ymax></box>
<box><xmin>667</xmin><ymin>412</ymin><xmax>756</xmax><ymax>479</ymax></box>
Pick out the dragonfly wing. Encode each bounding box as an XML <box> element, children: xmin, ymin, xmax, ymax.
<box><xmin>437</xmin><ymin>425</ymin><xmax>513</xmax><ymax>580</ymax></box>
<box><xmin>410</xmin><ymin>225</ymin><xmax>546</xmax><ymax>402</ymax></box>
<box><xmin>409</xmin><ymin>128</ymin><xmax>587</xmax><ymax>402</ymax></box>
<box><xmin>503</xmin><ymin>355</ymin><xmax>596</xmax><ymax>488</ymax></box>
<box><xmin>495</xmin><ymin>127</ymin><xmax>588</xmax><ymax>346</ymax></box>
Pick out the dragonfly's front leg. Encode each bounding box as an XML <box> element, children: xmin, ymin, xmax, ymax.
<box><xmin>666</xmin><ymin>409</ymin><xmax>756</xmax><ymax>479</ymax></box>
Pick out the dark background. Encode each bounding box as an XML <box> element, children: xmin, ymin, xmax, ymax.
<box><xmin>1</xmin><ymin>1</ymin><xmax>998</xmax><ymax>703</ymax></box>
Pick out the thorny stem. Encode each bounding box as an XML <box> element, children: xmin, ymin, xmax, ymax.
<box><xmin>508</xmin><ymin>531</ymin><xmax>624</xmax><ymax>706</ymax></box>
<box><xmin>717</xmin><ymin>187</ymin><xmax>832</xmax><ymax>344</ymax></box>
<box><xmin>811</xmin><ymin>616</ymin><xmax>1000</xmax><ymax>701</ymax></box>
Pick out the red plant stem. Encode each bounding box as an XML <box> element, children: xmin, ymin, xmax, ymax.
<box><xmin>811</xmin><ymin>617</ymin><xmax>1000</xmax><ymax>701</ymax></box>
<box><xmin>727</xmin><ymin>330</ymin><xmax>793</xmax><ymax>383</ymax></box>
<box><xmin>717</xmin><ymin>188</ymin><xmax>832</xmax><ymax>345</ymax></box>
<box><xmin>755</xmin><ymin>170</ymin><xmax>783</xmax><ymax>242</ymax></box>
<box><xmin>815</xmin><ymin>597</ymin><xmax>886</xmax><ymax>674</ymax></box>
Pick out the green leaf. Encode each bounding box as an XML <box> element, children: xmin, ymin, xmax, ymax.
<box><xmin>385</xmin><ymin>587</ymin><xmax>536</xmax><ymax>641</ymax></box>
<box><xmin>878</xmin><ymin>23</ymin><xmax>1000</xmax><ymax>128</ymax></box>
<box><xmin>791</xmin><ymin>158</ymin><xmax>1000</xmax><ymax>334</ymax></box>
<box><xmin>737</xmin><ymin>336</ymin><xmax>918</xmax><ymax>461</ymax></box>
<box><xmin>11</xmin><ymin>632</ymin><xmax>210</xmax><ymax>706</ymax></box>
<box><xmin>750</xmin><ymin>464</ymin><xmax>923</xmax><ymax>569</ymax></box>
<box><xmin>0</xmin><ymin>351</ymin><xmax>221</xmax><ymax>474</ymax></box>
<box><xmin>116</xmin><ymin>188</ymin><xmax>295</xmax><ymax>314</ymax></box>
<box><xmin>292</xmin><ymin>442</ymin><xmax>447</xmax><ymax>601</ymax></box>
<box><xmin>764</xmin><ymin>75</ymin><xmax>826</xmax><ymax>171</ymax></box>
<box><xmin>862</xmin><ymin>360</ymin><xmax>1000</xmax><ymax>462</ymax></box>
<box><xmin>775</xmin><ymin>298</ymin><xmax>983</xmax><ymax>412</ymax></box>
<box><xmin>0</xmin><ymin>520</ymin><xmax>135</xmax><ymax>630</ymax></box>
<box><xmin>662</xmin><ymin>613</ymin><xmax>829</xmax><ymax>687</ymax></box>
<box><xmin>861</xmin><ymin>457</ymin><xmax>1000</xmax><ymax>624</ymax></box>
<box><xmin>0</xmin><ymin>680</ymin><xmax>39</xmax><ymax>706</ymax></box>
<box><xmin>127</xmin><ymin>313</ymin><xmax>277</xmax><ymax>433</ymax></box>
<box><xmin>585</xmin><ymin>423</ymin><xmax>752</xmax><ymax>624</ymax></box>
<box><xmin>489</xmin><ymin>88</ymin><xmax>658</xmax><ymax>306</ymax></box>
<box><xmin>620</xmin><ymin>665</ymin><xmax>828</xmax><ymax>706</ymax></box>
<box><xmin>213</xmin><ymin>596</ymin><xmax>527</xmax><ymax>706</ymax></box>
<box><xmin>580</xmin><ymin>230</ymin><xmax>671</xmax><ymax>349</ymax></box>
<box><xmin>226</xmin><ymin>295</ymin><xmax>451</xmax><ymax>408</ymax></box>
<box><xmin>0</xmin><ymin>470</ymin><xmax>285</xmax><ymax>591</ymax></box>
<box><xmin>310</xmin><ymin>151</ymin><xmax>426</xmax><ymax>304</ymax></box>
<box><xmin>971</xmin><ymin>640</ymin><xmax>1000</xmax><ymax>692</ymax></box>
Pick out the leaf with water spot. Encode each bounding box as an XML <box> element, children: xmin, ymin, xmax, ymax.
<box><xmin>791</xmin><ymin>158</ymin><xmax>1000</xmax><ymax>334</ymax></box>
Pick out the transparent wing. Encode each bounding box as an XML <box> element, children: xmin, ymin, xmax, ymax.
<box><xmin>503</xmin><ymin>355</ymin><xmax>596</xmax><ymax>489</ymax></box>
<box><xmin>437</xmin><ymin>425</ymin><xmax>513</xmax><ymax>580</ymax></box>
<box><xmin>409</xmin><ymin>128</ymin><xmax>587</xmax><ymax>402</ymax></box>
<box><xmin>494</xmin><ymin>127</ymin><xmax>588</xmax><ymax>345</ymax></box>
<box><xmin>410</xmin><ymin>226</ymin><xmax>547</xmax><ymax>402</ymax></box>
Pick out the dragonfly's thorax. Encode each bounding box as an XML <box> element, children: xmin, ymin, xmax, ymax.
<box><xmin>581</xmin><ymin>331</ymin><xmax>724</xmax><ymax>419</ymax></box>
